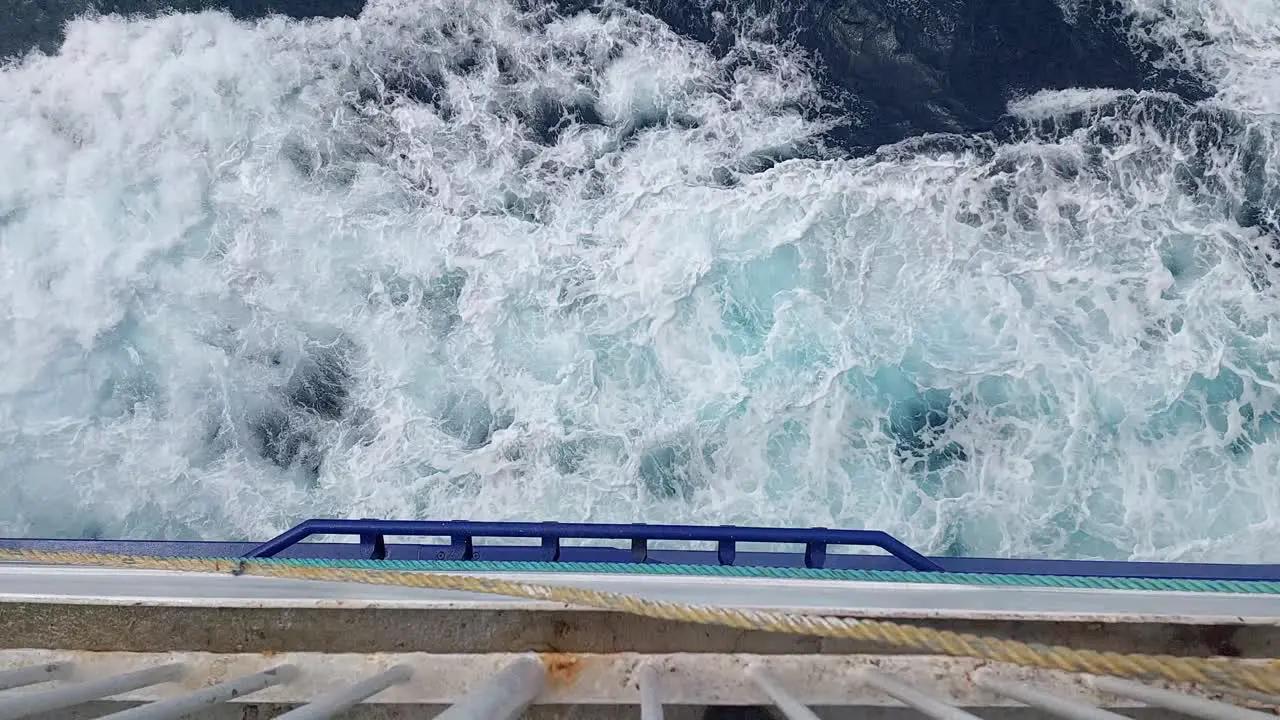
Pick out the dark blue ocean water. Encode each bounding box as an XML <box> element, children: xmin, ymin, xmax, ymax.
<box><xmin>1</xmin><ymin>0</ymin><xmax>1210</xmax><ymax>152</ymax></box>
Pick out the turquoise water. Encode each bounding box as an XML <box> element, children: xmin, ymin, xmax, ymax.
<box><xmin>0</xmin><ymin>0</ymin><xmax>1278</xmax><ymax>562</ymax></box>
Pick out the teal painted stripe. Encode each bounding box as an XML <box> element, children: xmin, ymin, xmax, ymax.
<box><xmin>233</xmin><ymin>557</ymin><xmax>1280</xmax><ymax>595</ymax></box>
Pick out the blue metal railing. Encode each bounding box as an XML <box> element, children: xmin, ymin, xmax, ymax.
<box><xmin>241</xmin><ymin>518</ymin><xmax>946</xmax><ymax>571</ymax></box>
<box><xmin>5</xmin><ymin>518</ymin><xmax>1280</xmax><ymax>580</ymax></box>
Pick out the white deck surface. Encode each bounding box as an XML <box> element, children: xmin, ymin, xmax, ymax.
<box><xmin>2</xmin><ymin>563</ymin><xmax>1279</xmax><ymax>623</ymax></box>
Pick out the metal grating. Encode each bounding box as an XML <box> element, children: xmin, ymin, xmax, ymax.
<box><xmin>0</xmin><ymin>652</ymin><xmax>1275</xmax><ymax>720</ymax></box>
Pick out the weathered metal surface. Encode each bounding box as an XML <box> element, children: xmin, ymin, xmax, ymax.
<box><xmin>1</xmin><ymin>603</ymin><xmax>1272</xmax><ymax>658</ymax></box>
<box><xmin>1</xmin><ymin>651</ymin><xmax>1276</xmax><ymax>709</ymax></box>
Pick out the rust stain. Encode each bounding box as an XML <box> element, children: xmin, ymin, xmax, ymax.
<box><xmin>540</xmin><ymin>652</ymin><xmax>584</xmax><ymax>689</ymax></box>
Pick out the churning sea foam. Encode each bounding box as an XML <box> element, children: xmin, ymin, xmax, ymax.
<box><xmin>1</xmin><ymin>0</ymin><xmax>1278</xmax><ymax>562</ymax></box>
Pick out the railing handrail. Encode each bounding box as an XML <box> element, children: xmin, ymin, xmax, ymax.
<box><xmin>241</xmin><ymin>519</ymin><xmax>946</xmax><ymax>571</ymax></box>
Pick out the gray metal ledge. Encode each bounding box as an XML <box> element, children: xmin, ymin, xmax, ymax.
<box><xmin>1</xmin><ymin>564</ymin><xmax>1278</xmax><ymax>624</ymax></box>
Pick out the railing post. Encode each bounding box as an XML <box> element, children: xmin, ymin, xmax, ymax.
<box><xmin>97</xmin><ymin>665</ymin><xmax>298</xmax><ymax>720</ymax></box>
<box><xmin>1087</xmin><ymin>676</ymin><xmax>1277</xmax><ymax>720</ymax></box>
<box><xmin>0</xmin><ymin>663</ymin><xmax>186</xmax><ymax>720</ymax></box>
<box><xmin>272</xmin><ymin>665</ymin><xmax>412</xmax><ymax>720</ymax></box>
<box><xmin>637</xmin><ymin>664</ymin><xmax>663</xmax><ymax>720</ymax></box>
<box><xmin>0</xmin><ymin>663</ymin><xmax>71</xmax><ymax>692</ymax></box>
<box><xmin>1208</xmin><ymin>687</ymin><xmax>1280</xmax><ymax>708</ymax></box>
<box><xmin>974</xmin><ymin>672</ymin><xmax>1127</xmax><ymax>720</ymax></box>
<box><xmin>746</xmin><ymin>667</ymin><xmax>822</xmax><ymax>720</ymax></box>
<box><xmin>432</xmin><ymin>657</ymin><xmax>545</xmax><ymax>720</ymax></box>
<box><xmin>859</xmin><ymin>669</ymin><xmax>983</xmax><ymax>720</ymax></box>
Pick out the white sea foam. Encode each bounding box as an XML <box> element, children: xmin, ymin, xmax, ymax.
<box><xmin>1124</xmin><ymin>0</ymin><xmax>1280</xmax><ymax>114</ymax></box>
<box><xmin>1007</xmin><ymin>88</ymin><xmax>1133</xmax><ymax>119</ymax></box>
<box><xmin>0</xmin><ymin>0</ymin><xmax>1278</xmax><ymax>562</ymax></box>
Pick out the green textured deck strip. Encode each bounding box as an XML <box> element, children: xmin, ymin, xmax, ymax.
<box><xmin>239</xmin><ymin>557</ymin><xmax>1280</xmax><ymax>595</ymax></box>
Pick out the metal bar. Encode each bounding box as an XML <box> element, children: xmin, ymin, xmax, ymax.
<box><xmin>242</xmin><ymin>519</ymin><xmax>945</xmax><ymax>571</ymax></box>
<box><xmin>638</xmin><ymin>664</ymin><xmax>663</xmax><ymax>720</ymax></box>
<box><xmin>0</xmin><ymin>663</ymin><xmax>185</xmax><ymax>720</ymax></box>
<box><xmin>1208</xmin><ymin>687</ymin><xmax>1280</xmax><ymax>707</ymax></box>
<box><xmin>859</xmin><ymin>669</ymin><xmax>984</xmax><ymax>720</ymax></box>
<box><xmin>746</xmin><ymin>667</ymin><xmax>822</xmax><ymax>720</ymax></box>
<box><xmin>0</xmin><ymin>662</ymin><xmax>71</xmax><ymax>692</ymax></box>
<box><xmin>432</xmin><ymin>656</ymin><xmax>545</xmax><ymax>720</ymax></box>
<box><xmin>10</xmin><ymin>533</ymin><xmax>1280</xmax><ymax>581</ymax></box>
<box><xmin>97</xmin><ymin>665</ymin><xmax>297</xmax><ymax>720</ymax></box>
<box><xmin>271</xmin><ymin>665</ymin><xmax>412</xmax><ymax>720</ymax></box>
<box><xmin>975</xmin><ymin>673</ymin><xmax>1127</xmax><ymax>720</ymax></box>
<box><xmin>1088</xmin><ymin>676</ymin><xmax>1278</xmax><ymax>720</ymax></box>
